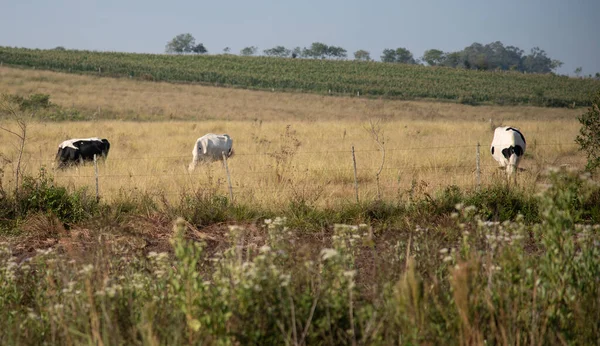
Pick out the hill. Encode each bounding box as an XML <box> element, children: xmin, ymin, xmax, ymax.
<box><xmin>1</xmin><ymin>46</ymin><xmax>598</xmax><ymax>107</ymax></box>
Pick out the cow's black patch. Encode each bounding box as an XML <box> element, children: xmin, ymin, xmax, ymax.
<box><xmin>501</xmin><ymin>145</ymin><xmax>524</xmax><ymax>160</ymax></box>
<box><xmin>505</xmin><ymin>127</ymin><xmax>526</xmax><ymax>145</ymax></box>
<box><xmin>513</xmin><ymin>145</ymin><xmax>523</xmax><ymax>156</ymax></box>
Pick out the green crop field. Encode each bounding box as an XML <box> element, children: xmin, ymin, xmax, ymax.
<box><xmin>1</xmin><ymin>46</ymin><xmax>598</xmax><ymax>107</ymax></box>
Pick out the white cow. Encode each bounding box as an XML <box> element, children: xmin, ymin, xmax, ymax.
<box><xmin>490</xmin><ymin>126</ymin><xmax>526</xmax><ymax>176</ymax></box>
<box><xmin>188</xmin><ymin>133</ymin><xmax>233</xmax><ymax>171</ymax></box>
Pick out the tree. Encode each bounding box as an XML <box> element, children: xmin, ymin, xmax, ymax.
<box><xmin>574</xmin><ymin>67</ymin><xmax>583</xmax><ymax>77</ymax></box>
<box><xmin>380</xmin><ymin>47</ymin><xmax>416</xmax><ymax>64</ymax></box>
<box><xmin>291</xmin><ymin>47</ymin><xmax>301</xmax><ymax>58</ymax></box>
<box><xmin>303</xmin><ymin>42</ymin><xmax>329</xmax><ymax>59</ymax></box>
<box><xmin>461</xmin><ymin>43</ymin><xmax>488</xmax><ymax>70</ymax></box>
<box><xmin>327</xmin><ymin>46</ymin><xmax>347</xmax><ymax>59</ymax></box>
<box><xmin>576</xmin><ymin>91</ymin><xmax>600</xmax><ymax>172</ymax></box>
<box><xmin>165</xmin><ymin>33</ymin><xmax>196</xmax><ymax>54</ymax></box>
<box><xmin>191</xmin><ymin>43</ymin><xmax>207</xmax><ymax>54</ymax></box>
<box><xmin>522</xmin><ymin>47</ymin><xmax>554</xmax><ymax>73</ymax></box>
<box><xmin>264</xmin><ymin>46</ymin><xmax>291</xmax><ymax>57</ymax></box>
<box><xmin>240</xmin><ymin>46</ymin><xmax>258</xmax><ymax>56</ymax></box>
<box><xmin>353</xmin><ymin>50</ymin><xmax>371</xmax><ymax>61</ymax></box>
<box><xmin>395</xmin><ymin>48</ymin><xmax>415</xmax><ymax>64</ymax></box>
<box><xmin>595</xmin><ymin>72</ymin><xmax>600</xmax><ymax>79</ymax></box>
<box><xmin>442</xmin><ymin>52</ymin><xmax>462</xmax><ymax>68</ymax></box>
<box><xmin>380</xmin><ymin>49</ymin><xmax>397</xmax><ymax>63</ymax></box>
<box><xmin>422</xmin><ymin>49</ymin><xmax>446</xmax><ymax>66</ymax></box>
<box><xmin>550</xmin><ymin>59</ymin><xmax>563</xmax><ymax>72</ymax></box>
<box><xmin>504</xmin><ymin>45</ymin><xmax>524</xmax><ymax>71</ymax></box>
<box><xmin>53</xmin><ymin>46</ymin><xmax>66</xmax><ymax>51</ymax></box>
<box><xmin>223</xmin><ymin>47</ymin><xmax>231</xmax><ymax>54</ymax></box>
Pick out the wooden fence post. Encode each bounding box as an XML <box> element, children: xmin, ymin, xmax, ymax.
<box><xmin>222</xmin><ymin>152</ymin><xmax>234</xmax><ymax>203</ymax></box>
<box><xmin>352</xmin><ymin>146</ymin><xmax>359</xmax><ymax>204</ymax></box>
<box><xmin>476</xmin><ymin>142</ymin><xmax>481</xmax><ymax>191</ymax></box>
<box><xmin>93</xmin><ymin>154</ymin><xmax>99</xmax><ymax>202</ymax></box>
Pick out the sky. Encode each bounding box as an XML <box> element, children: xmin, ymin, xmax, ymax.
<box><xmin>1</xmin><ymin>0</ymin><xmax>599</xmax><ymax>76</ymax></box>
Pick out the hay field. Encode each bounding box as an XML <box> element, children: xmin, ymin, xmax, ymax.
<box><xmin>0</xmin><ymin>67</ymin><xmax>586</xmax><ymax>206</ymax></box>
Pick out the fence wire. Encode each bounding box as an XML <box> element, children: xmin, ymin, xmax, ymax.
<box><xmin>3</xmin><ymin>141</ymin><xmax>581</xmax><ymax>200</ymax></box>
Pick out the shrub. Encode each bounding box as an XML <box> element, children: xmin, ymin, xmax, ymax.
<box><xmin>463</xmin><ymin>183</ymin><xmax>539</xmax><ymax>223</ymax></box>
<box><xmin>576</xmin><ymin>91</ymin><xmax>600</xmax><ymax>172</ymax></box>
<box><xmin>6</xmin><ymin>93</ymin><xmax>51</xmax><ymax>111</ymax></box>
<box><xmin>17</xmin><ymin>168</ymin><xmax>98</xmax><ymax>224</ymax></box>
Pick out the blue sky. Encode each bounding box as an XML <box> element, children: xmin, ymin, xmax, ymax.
<box><xmin>1</xmin><ymin>0</ymin><xmax>598</xmax><ymax>76</ymax></box>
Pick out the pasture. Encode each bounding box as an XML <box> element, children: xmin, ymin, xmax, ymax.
<box><xmin>0</xmin><ymin>119</ymin><xmax>585</xmax><ymax>207</ymax></box>
<box><xmin>1</xmin><ymin>66</ymin><xmax>599</xmax><ymax>345</ymax></box>
<box><xmin>0</xmin><ymin>66</ymin><xmax>586</xmax><ymax>207</ymax></box>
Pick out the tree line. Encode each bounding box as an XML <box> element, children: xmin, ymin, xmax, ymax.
<box><xmin>165</xmin><ymin>33</ymin><xmax>596</xmax><ymax>76</ymax></box>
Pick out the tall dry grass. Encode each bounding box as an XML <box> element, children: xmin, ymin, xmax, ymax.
<box><xmin>0</xmin><ymin>66</ymin><xmax>586</xmax><ymax>206</ymax></box>
<box><xmin>0</xmin><ymin>119</ymin><xmax>584</xmax><ymax>207</ymax></box>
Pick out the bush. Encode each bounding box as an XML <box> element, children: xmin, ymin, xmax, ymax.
<box><xmin>6</xmin><ymin>93</ymin><xmax>51</xmax><ymax>111</ymax></box>
<box><xmin>463</xmin><ymin>183</ymin><xmax>539</xmax><ymax>223</ymax></box>
<box><xmin>17</xmin><ymin>168</ymin><xmax>98</xmax><ymax>224</ymax></box>
<box><xmin>576</xmin><ymin>91</ymin><xmax>600</xmax><ymax>172</ymax></box>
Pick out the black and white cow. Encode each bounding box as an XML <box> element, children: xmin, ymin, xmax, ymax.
<box><xmin>490</xmin><ymin>126</ymin><xmax>526</xmax><ymax>175</ymax></box>
<box><xmin>55</xmin><ymin>138</ymin><xmax>110</xmax><ymax>168</ymax></box>
<box><xmin>188</xmin><ymin>133</ymin><xmax>233</xmax><ymax>171</ymax></box>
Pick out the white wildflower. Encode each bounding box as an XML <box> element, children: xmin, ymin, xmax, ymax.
<box><xmin>438</xmin><ymin>248</ymin><xmax>449</xmax><ymax>254</ymax></box>
<box><xmin>154</xmin><ymin>270</ymin><xmax>165</xmax><ymax>277</ymax></box>
<box><xmin>259</xmin><ymin>245</ymin><xmax>271</xmax><ymax>253</ymax></box>
<box><xmin>280</xmin><ymin>274</ymin><xmax>291</xmax><ymax>287</ymax></box>
<box><xmin>343</xmin><ymin>270</ymin><xmax>356</xmax><ymax>278</ymax></box>
<box><xmin>320</xmin><ymin>248</ymin><xmax>338</xmax><ymax>261</ymax></box>
<box><xmin>79</xmin><ymin>264</ymin><xmax>94</xmax><ymax>275</ymax></box>
<box><xmin>464</xmin><ymin>205</ymin><xmax>477</xmax><ymax>213</ymax></box>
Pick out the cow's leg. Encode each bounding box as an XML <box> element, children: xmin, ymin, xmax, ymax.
<box><xmin>188</xmin><ymin>159</ymin><xmax>198</xmax><ymax>172</ymax></box>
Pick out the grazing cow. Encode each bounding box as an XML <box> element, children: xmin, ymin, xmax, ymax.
<box><xmin>490</xmin><ymin>126</ymin><xmax>526</xmax><ymax>176</ymax></box>
<box><xmin>55</xmin><ymin>138</ymin><xmax>110</xmax><ymax>168</ymax></box>
<box><xmin>188</xmin><ymin>133</ymin><xmax>233</xmax><ymax>171</ymax></box>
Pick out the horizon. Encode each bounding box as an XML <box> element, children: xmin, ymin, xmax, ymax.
<box><xmin>1</xmin><ymin>0</ymin><xmax>599</xmax><ymax>76</ymax></box>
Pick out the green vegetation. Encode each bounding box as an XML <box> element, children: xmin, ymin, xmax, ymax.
<box><xmin>1</xmin><ymin>93</ymin><xmax>86</xmax><ymax>121</ymax></box>
<box><xmin>576</xmin><ymin>91</ymin><xmax>600</xmax><ymax>171</ymax></box>
<box><xmin>1</xmin><ymin>169</ymin><xmax>599</xmax><ymax>344</ymax></box>
<box><xmin>1</xmin><ymin>46</ymin><xmax>598</xmax><ymax>107</ymax></box>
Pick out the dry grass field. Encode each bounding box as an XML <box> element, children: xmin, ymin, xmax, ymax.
<box><xmin>0</xmin><ymin>66</ymin><xmax>586</xmax><ymax>206</ymax></box>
